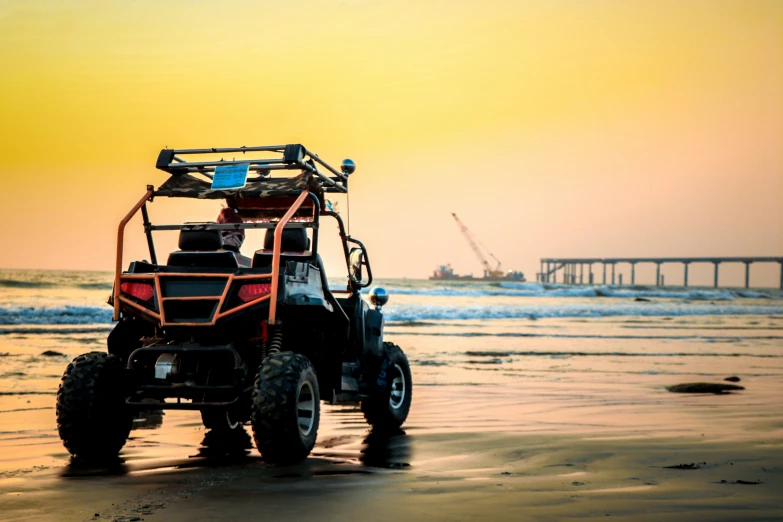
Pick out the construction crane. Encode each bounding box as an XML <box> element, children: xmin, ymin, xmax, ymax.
<box><xmin>451</xmin><ymin>213</ymin><xmax>505</xmax><ymax>278</ymax></box>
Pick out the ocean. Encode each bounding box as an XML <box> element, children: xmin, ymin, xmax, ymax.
<box><xmin>1</xmin><ymin>268</ymin><xmax>782</xmax><ymax>396</ymax></box>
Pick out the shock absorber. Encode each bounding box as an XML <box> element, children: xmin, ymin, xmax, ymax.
<box><xmin>201</xmin><ymin>369</ymin><xmax>211</xmax><ymax>403</ymax></box>
<box><xmin>258</xmin><ymin>321</ymin><xmax>268</xmax><ymax>360</ymax></box>
<box><xmin>268</xmin><ymin>328</ymin><xmax>283</xmax><ymax>354</ymax></box>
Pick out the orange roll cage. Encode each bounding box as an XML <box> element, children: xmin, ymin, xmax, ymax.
<box><xmin>113</xmin><ymin>189</ymin><xmax>311</xmax><ymax>325</ymax></box>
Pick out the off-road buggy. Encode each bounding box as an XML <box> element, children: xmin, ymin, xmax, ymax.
<box><xmin>56</xmin><ymin>144</ymin><xmax>412</xmax><ymax>463</ymax></box>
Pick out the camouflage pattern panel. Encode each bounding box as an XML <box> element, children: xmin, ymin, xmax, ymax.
<box><xmin>156</xmin><ymin>172</ymin><xmax>324</xmax><ymax>209</ymax></box>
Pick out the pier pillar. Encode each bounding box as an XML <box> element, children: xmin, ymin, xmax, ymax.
<box><xmin>661</xmin><ymin>274</ymin><xmax>665</xmax><ymax>286</ymax></box>
<box><xmin>611</xmin><ymin>263</ymin><xmax>616</xmax><ymax>285</ymax></box>
<box><xmin>780</xmin><ymin>262</ymin><xmax>783</xmax><ymax>290</ymax></box>
<box><xmin>683</xmin><ymin>263</ymin><xmax>689</xmax><ymax>287</ymax></box>
<box><xmin>744</xmin><ymin>262</ymin><xmax>751</xmax><ymax>289</ymax></box>
<box><xmin>540</xmin><ymin>260</ymin><xmax>544</xmax><ymax>283</ymax></box>
<box><xmin>655</xmin><ymin>263</ymin><xmax>661</xmax><ymax>286</ymax></box>
<box><xmin>713</xmin><ymin>262</ymin><xmax>720</xmax><ymax>288</ymax></box>
<box><xmin>619</xmin><ymin>273</ymin><xmax>623</xmax><ymax>285</ymax></box>
<box><xmin>589</xmin><ymin>269</ymin><xmax>594</xmax><ymax>285</ymax></box>
<box><xmin>545</xmin><ymin>262</ymin><xmax>550</xmax><ymax>283</ymax></box>
<box><xmin>631</xmin><ymin>263</ymin><xmax>636</xmax><ymax>285</ymax></box>
<box><xmin>602</xmin><ymin>263</ymin><xmax>606</xmax><ymax>285</ymax></box>
<box><xmin>580</xmin><ymin>264</ymin><xmax>584</xmax><ymax>285</ymax></box>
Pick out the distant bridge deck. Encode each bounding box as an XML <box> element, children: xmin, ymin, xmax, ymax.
<box><xmin>538</xmin><ymin>256</ymin><xmax>783</xmax><ymax>288</ymax></box>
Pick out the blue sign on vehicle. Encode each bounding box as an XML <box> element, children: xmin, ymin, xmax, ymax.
<box><xmin>212</xmin><ymin>164</ymin><xmax>249</xmax><ymax>190</ymax></box>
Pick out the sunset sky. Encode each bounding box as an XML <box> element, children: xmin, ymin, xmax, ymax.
<box><xmin>1</xmin><ymin>0</ymin><xmax>781</xmax><ymax>286</ymax></box>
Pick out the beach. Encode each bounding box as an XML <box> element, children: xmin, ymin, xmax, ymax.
<box><xmin>1</xmin><ymin>270</ymin><xmax>782</xmax><ymax>521</ymax></box>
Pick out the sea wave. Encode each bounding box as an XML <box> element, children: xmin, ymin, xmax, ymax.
<box><xmin>76</xmin><ymin>282</ymin><xmax>114</xmax><ymax>291</ymax></box>
<box><xmin>0</xmin><ymin>279</ymin><xmax>56</xmax><ymax>289</ymax></box>
<box><xmin>0</xmin><ymin>326</ymin><xmax>113</xmax><ymax>335</ymax></box>
<box><xmin>377</xmin><ymin>282</ymin><xmax>770</xmax><ymax>300</ymax></box>
<box><xmin>384</xmin><ymin>284</ymin><xmax>599</xmax><ymax>298</ymax></box>
<box><xmin>1</xmin><ymin>299</ymin><xmax>782</xmax><ymax>326</ymax></box>
<box><xmin>383</xmin><ymin>303</ymin><xmax>783</xmax><ymax>322</ymax></box>
<box><xmin>0</xmin><ymin>279</ymin><xmax>112</xmax><ymax>291</ymax></box>
<box><xmin>0</xmin><ymin>305</ymin><xmax>112</xmax><ymax>325</ymax></box>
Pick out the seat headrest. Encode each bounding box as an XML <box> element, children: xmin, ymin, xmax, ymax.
<box><xmin>263</xmin><ymin>228</ymin><xmax>310</xmax><ymax>252</ymax></box>
<box><xmin>179</xmin><ymin>229</ymin><xmax>224</xmax><ymax>251</ymax></box>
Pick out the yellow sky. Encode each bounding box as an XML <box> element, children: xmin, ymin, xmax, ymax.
<box><xmin>0</xmin><ymin>0</ymin><xmax>781</xmax><ymax>285</ymax></box>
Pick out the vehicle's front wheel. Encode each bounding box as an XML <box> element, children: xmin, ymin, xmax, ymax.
<box><xmin>56</xmin><ymin>352</ymin><xmax>132</xmax><ymax>461</ymax></box>
<box><xmin>361</xmin><ymin>343</ymin><xmax>412</xmax><ymax>431</ymax></box>
<box><xmin>251</xmin><ymin>352</ymin><xmax>320</xmax><ymax>463</ymax></box>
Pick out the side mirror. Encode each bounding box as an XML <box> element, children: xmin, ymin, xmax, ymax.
<box><xmin>349</xmin><ymin>247</ymin><xmax>365</xmax><ymax>285</ymax></box>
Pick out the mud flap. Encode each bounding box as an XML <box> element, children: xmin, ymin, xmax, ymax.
<box><xmin>362</xmin><ymin>309</ymin><xmax>385</xmax><ymax>391</ymax></box>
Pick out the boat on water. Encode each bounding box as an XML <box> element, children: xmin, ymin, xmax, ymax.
<box><xmin>430</xmin><ymin>264</ymin><xmax>474</xmax><ymax>280</ymax></box>
<box><xmin>430</xmin><ymin>214</ymin><xmax>526</xmax><ymax>282</ymax></box>
<box><xmin>430</xmin><ymin>264</ymin><xmax>526</xmax><ymax>282</ymax></box>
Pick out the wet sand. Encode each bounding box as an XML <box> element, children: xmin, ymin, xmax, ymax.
<box><xmin>1</xmin><ymin>374</ymin><xmax>782</xmax><ymax>521</ymax></box>
<box><xmin>1</xmin><ymin>275</ymin><xmax>782</xmax><ymax>522</ymax></box>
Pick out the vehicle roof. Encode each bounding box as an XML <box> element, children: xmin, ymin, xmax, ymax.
<box><xmin>156</xmin><ymin>170</ymin><xmax>323</xmax><ymax>201</ymax></box>
<box><xmin>154</xmin><ymin>144</ymin><xmax>350</xmax><ymax>202</ymax></box>
<box><xmin>156</xmin><ymin>171</ymin><xmax>325</xmax><ymax>220</ymax></box>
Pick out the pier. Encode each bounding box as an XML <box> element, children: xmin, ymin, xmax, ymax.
<box><xmin>538</xmin><ymin>257</ymin><xmax>783</xmax><ymax>289</ymax></box>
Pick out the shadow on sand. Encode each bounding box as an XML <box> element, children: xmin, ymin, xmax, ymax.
<box><xmin>360</xmin><ymin>428</ymin><xmax>412</xmax><ymax>469</ymax></box>
<box><xmin>61</xmin><ymin>425</ymin><xmax>412</xmax><ymax>478</ymax></box>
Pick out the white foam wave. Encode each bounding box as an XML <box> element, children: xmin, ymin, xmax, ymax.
<box><xmin>383</xmin><ymin>302</ymin><xmax>783</xmax><ymax>322</ymax></box>
<box><xmin>376</xmin><ymin>282</ymin><xmax>779</xmax><ymax>301</ymax></box>
<box><xmin>495</xmin><ymin>282</ymin><xmax>746</xmax><ymax>300</ymax></box>
<box><xmin>385</xmin><ymin>284</ymin><xmax>599</xmax><ymax>298</ymax></box>
<box><xmin>0</xmin><ymin>305</ymin><xmax>112</xmax><ymax>325</ymax></box>
<box><xmin>595</xmin><ymin>287</ymin><xmax>737</xmax><ymax>300</ymax></box>
<box><xmin>2</xmin><ymin>290</ymin><xmax>781</xmax><ymax>327</ymax></box>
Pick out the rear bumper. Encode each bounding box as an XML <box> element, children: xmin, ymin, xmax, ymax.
<box><xmin>126</xmin><ymin>344</ymin><xmax>246</xmax><ymax>410</ymax></box>
<box><xmin>126</xmin><ymin>397</ymin><xmax>240</xmax><ymax>410</ymax></box>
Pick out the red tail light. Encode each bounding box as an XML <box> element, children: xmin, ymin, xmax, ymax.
<box><xmin>238</xmin><ymin>283</ymin><xmax>271</xmax><ymax>303</ymax></box>
<box><xmin>120</xmin><ymin>282</ymin><xmax>154</xmax><ymax>301</ymax></box>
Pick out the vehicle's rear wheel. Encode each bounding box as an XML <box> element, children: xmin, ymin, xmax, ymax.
<box><xmin>251</xmin><ymin>352</ymin><xmax>320</xmax><ymax>463</ymax></box>
<box><xmin>56</xmin><ymin>352</ymin><xmax>132</xmax><ymax>461</ymax></box>
<box><xmin>201</xmin><ymin>410</ymin><xmax>243</xmax><ymax>432</ymax></box>
<box><xmin>361</xmin><ymin>343</ymin><xmax>412</xmax><ymax>431</ymax></box>
<box><xmin>200</xmin><ymin>408</ymin><xmax>252</xmax><ymax>456</ymax></box>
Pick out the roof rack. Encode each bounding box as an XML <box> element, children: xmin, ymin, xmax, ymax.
<box><xmin>155</xmin><ymin>144</ymin><xmax>355</xmax><ymax>193</ymax></box>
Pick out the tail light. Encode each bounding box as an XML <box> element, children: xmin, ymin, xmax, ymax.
<box><xmin>120</xmin><ymin>282</ymin><xmax>155</xmax><ymax>301</ymax></box>
<box><xmin>238</xmin><ymin>283</ymin><xmax>272</xmax><ymax>303</ymax></box>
